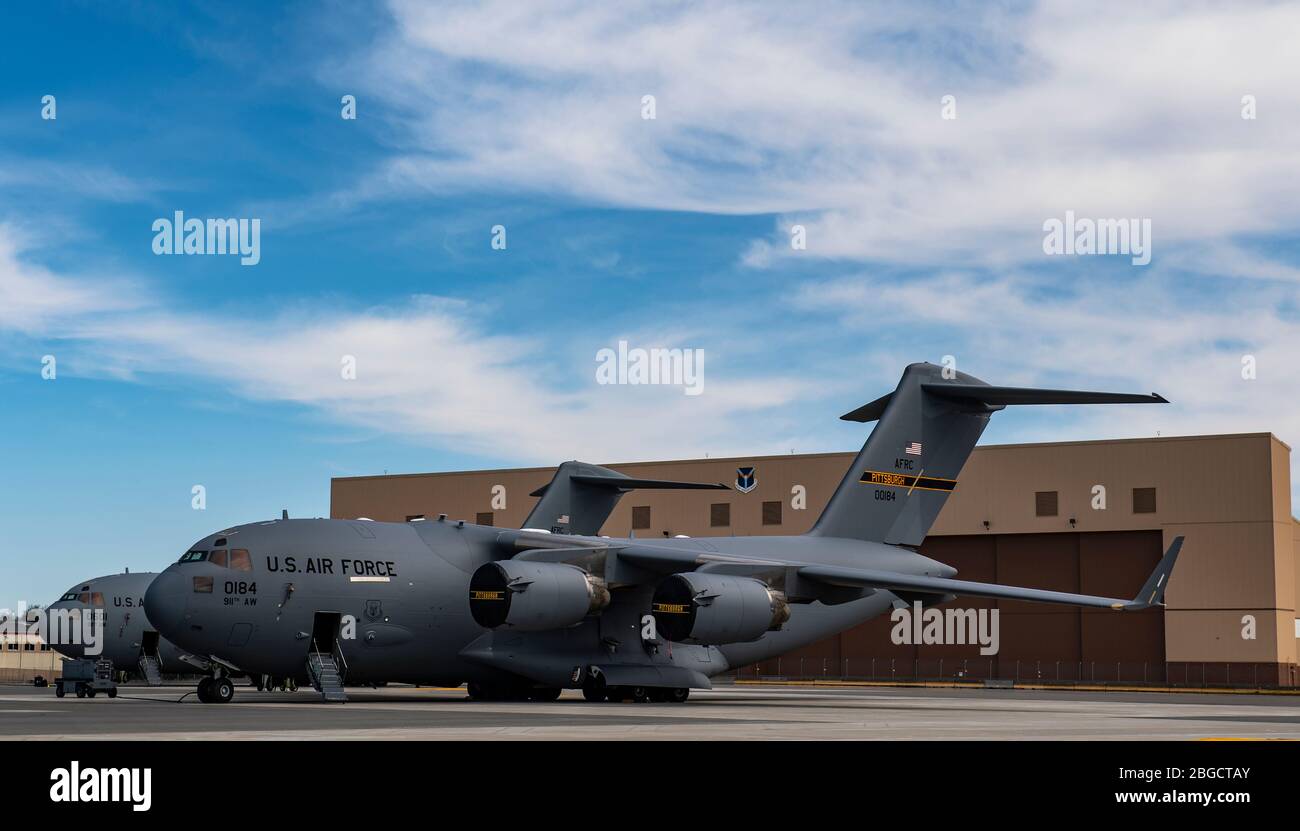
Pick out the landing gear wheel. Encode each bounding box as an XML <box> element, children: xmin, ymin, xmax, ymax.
<box><xmin>197</xmin><ymin>677</ymin><xmax>213</xmax><ymax>703</ymax></box>
<box><xmin>667</xmin><ymin>687</ymin><xmax>690</xmax><ymax>703</ymax></box>
<box><xmin>466</xmin><ymin>681</ymin><xmax>485</xmax><ymax>701</ymax></box>
<box><xmin>212</xmin><ymin>677</ymin><xmax>235</xmax><ymax>703</ymax></box>
<box><xmin>527</xmin><ymin>687</ymin><xmax>562</xmax><ymax>702</ymax></box>
<box><xmin>629</xmin><ymin>686</ymin><xmax>649</xmax><ymax>703</ymax></box>
<box><xmin>582</xmin><ymin>685</ymin><xmax>607</xmax><ymax>702</ymax></box>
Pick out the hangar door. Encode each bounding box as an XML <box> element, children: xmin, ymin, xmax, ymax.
<box><xmin>747</xmin><ymin>530</ymin><xmax>1166</xmax><ymax>683</ymax></box>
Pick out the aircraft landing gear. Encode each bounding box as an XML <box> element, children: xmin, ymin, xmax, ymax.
<box><xmin>468</xmin><ymin>675</ymin><xmax>689</xmax><ymax>704</ymax></box>
<box><xmin>197</xmin><ymin>675</ymin><xmax>235</xmax><ymax>704</ymax></box>
<box><xmin>607</xmin><ymin>685</ymin><xmax>650</xmax><ymax>703</ymax></box>
<box><xmin>581</xmin><ymin>669</ymin><xmax>608</xmax><ymax>702</ymax></box>
<box><xmin>578</xmin><ymin>672</ymin><xmax>688</xmax><ymax>704</ymax></box>
<box><xmin>467</xmin><ymin>681</ymin><xmax>520</xmax><ymax>701</ymax></box>
<box><xmin>527</xmin><ymin>687</ymin><xmax>562</xmax><ymax>702</ymax></box>
<box><xmin>606</xmin><ymin>686</ymin><xmax>689</xmax><ymax>703</ymax></box>
<box><xmin>648</xmin><ymin>687</ymin><xmax>689</xmax><ymax>703</ymax></box>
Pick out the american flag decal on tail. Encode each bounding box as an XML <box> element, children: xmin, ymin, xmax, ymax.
<box><xmin>904</xmin><ymin>441</ymin><xmax>923</xmax><ymax>456</ymax></box>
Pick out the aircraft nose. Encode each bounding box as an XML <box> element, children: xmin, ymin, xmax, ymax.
<box><xmin>144</xmin><ymin>568</ymin><xmax>188</xmax><ymax>637</ymax></box>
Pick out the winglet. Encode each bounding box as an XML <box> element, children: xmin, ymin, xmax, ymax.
<box><xmin>1121</xmin><ymin>536</ymin><xmax>1183</xmax><ymax>611</ymax></box>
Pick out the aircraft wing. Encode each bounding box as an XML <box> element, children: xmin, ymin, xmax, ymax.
<box><xmin>617</xmin><ymin>536</ymin><xmax>1182</xmax><ymax>612</ymax></box>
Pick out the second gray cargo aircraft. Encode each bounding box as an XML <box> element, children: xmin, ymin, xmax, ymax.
<box><xmin>145</xmin><ymin>363</ymin><xmax>1182</xmax><ymax>703</ymax></box>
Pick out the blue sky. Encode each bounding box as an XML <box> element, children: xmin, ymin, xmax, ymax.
<box><xmin>3</xmin><ymin>1</ymin><xmax>1299</xmax><ymax>603</ymax></box>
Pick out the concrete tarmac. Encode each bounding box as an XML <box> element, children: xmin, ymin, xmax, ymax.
<box><xmin>3</xmin><ymin>682</ymin><xmax>1298</xmax><ymax>740</ymax></box>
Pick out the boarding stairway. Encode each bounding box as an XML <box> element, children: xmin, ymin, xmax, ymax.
<box><xmin>137</xmin><ymin>654</ymin><xmax>163</xmax><ymax>686</ymax></box>
<box><xmin>306</xmin><ymin>642</ymin><xmax>348</xmax><ymax>702</ymax></box>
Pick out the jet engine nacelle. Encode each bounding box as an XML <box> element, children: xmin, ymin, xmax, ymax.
<box><xmin>651</xmin><ymin>573</ymin><xmax>790</xmax><ymax>645</ymax></box>
<box><xmin>469</xmin><ymin>561</ymin><xmax>610</xmax><ymax>631</ymax></box>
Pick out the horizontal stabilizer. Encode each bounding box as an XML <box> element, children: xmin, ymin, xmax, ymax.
<box><xmin>530</xmin><ymin>475</ymin><xmax>729</xmax><ymax>497</ymax></box>
<box><xmin>921</xmin><ymin>383</ymin><xmax>1167</xmax><ymax>406</ymax></box>
<box><xmin>571</xmin><ymin>474</ymin><xmax>729</xmax><ymax>491</ymax></box>
<box><xmin>839</xmin><ymin>392</ymin><xmax>894</xmax><ymax>422</ymax></box>
<box><xmin>839</xmin><ymin>383</ymin><xmax>1165</xmax><ymax>423</ymax></box>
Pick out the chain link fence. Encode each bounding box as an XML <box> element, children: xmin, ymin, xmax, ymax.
<box><xmin>735</xmin><ymin>658</ymin><xmax>1294</xmax><ymax>689</ymax></box>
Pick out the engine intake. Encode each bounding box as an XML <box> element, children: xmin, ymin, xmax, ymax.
<box><xmin>652</xmin><ymin>573</ymin><xmax>790</xmax><ymax>645</ymax></box>
<box><xmin>469</xmin><ymin>561</ymin><xmax>609</xmax><ymax>631</ymax></box>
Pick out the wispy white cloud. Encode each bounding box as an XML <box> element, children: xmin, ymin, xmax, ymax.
<box><xmin>6</xmin><ymin>1</ymin><xmax>1300</xmax><ymax>504</ymax></box>
<box><xmin>0</xmin><ymin>159</ymin><xmax>155</xmax><ymax>204</ymax></box>
<box><xmin>0</xmin><ymin>224</ymin><xmax>810</xmax><ymax>462</ymax></box>
<box><xmin>316</xmin><ymin>0</ymin><xmax>1300</xmax><ymax>269</ymax></box>
<box><xmin>0</xmin><ymin>228</ymin><xmax>142</xmax><ymax>332</ymax></box>
<box><xmin>792</xmin><ymin>268</ymin><xmax>1300</xmax><ymax>490</ymax></box>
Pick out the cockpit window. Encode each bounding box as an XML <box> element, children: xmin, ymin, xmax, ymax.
<box><xmin>60</xmin><ymin>592</ymin><xmax>78</xmax><ymax>602</ymax></box>
<box><xmin>179</xmin><ymin>550</ymin><xmax>208</xmax><ymax>563</ymax></box>
<box><xmin>210</xmin><ymin>549</ymin><xmax>228</xmax><ymax>568</ymax></box>
<box><xmin>230</xmin><ymin>549</ymin><xmax>252</xmax><ymax>572</ymax></box>
<box><xmin>90</xmin><ymin>592</ymin><xmax>105</xmax><ymax>607</ymax></box>
<box><xmin>78</xmin><ymin>592</ymin><xmax>90</xmax><ymax>605</ymax></box>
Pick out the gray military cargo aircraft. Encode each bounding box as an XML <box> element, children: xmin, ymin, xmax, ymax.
<box><xmin>46</xmin><ymin>571</ymin><xmax>194</xmax><ymax>684</ymax></box>
<box><xmin>145</xmin><ymin>363</ymin><xmax>1182</xmax><ymax>704</ymax></box>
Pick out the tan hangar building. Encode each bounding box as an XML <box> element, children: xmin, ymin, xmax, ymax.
<box><xmin>331</xmin><ymin>432</ymin><xmax>1299</xmax><ymax>688</ymax></box>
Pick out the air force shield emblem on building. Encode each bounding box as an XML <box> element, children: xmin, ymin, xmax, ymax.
<box><xmin>736</xmin><ymin>466</ymin><xmax>757</xmax><ymax>493</ymax></box>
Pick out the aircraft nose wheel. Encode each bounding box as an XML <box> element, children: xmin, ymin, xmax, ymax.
<box><xmin>197</xmin><ymin>677</ymin><xmax>235</xmax><ymax>704</ymax></box>
<box><xmin>212</xmin><ymin>677</ymin><xmax>235</xmax><ymax>703</ymax></box>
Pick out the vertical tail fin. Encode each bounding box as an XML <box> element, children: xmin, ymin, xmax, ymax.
<box><xmin>809</xmin><ymin>363</ymin><xmax>1166</xmax><ymax>545</ymax></box>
